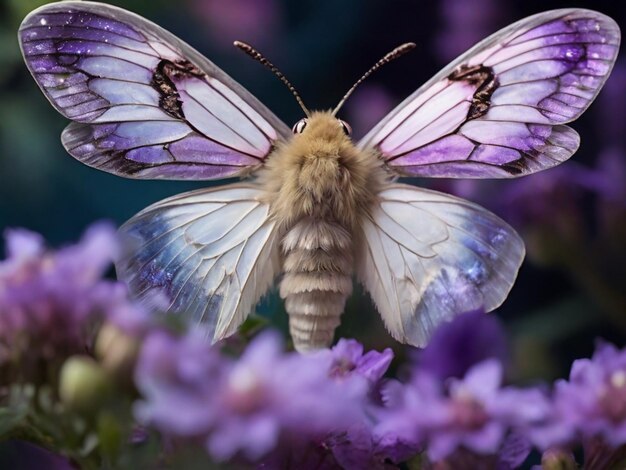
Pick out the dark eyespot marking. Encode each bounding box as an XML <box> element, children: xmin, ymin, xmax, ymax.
<box><xmin>152</xmin><ymin>59</ymin><xmax>205</xmax><ymax>120</ymax></box>
<box><xmin>448</xmin><ymin>64</ymin><xmax>498</xmax><ymax>121</ymax></box>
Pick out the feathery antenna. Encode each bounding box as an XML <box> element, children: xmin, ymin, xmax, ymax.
<box><xmin>332</xmin><ymin>42</ymin><xmax>416</xmax><ymax>116</ymax></box>
<box><xmin>234</xmin><ymin>40</ymin><xmax>310</xmax><ymax>117</ymax></box>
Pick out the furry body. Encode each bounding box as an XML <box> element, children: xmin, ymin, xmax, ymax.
<box><xmin>258</xmin><ymin>112</ymin><xmax>385</xmax><ymax>351</ymax></box>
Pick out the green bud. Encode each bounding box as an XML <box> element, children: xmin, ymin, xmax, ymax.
<box><xmin>59</xmin><ymin>356</ymin><xmax>111</xmax><ymax>413</ymax></box>
<box><xmin>95</xmin><ymin>323</ymin><xmax>140</xmax><ymax>384</ymax></box>
<box><xmin>541</xmin><ymin>449</ymin><xmax>577</xmax><ymax>470</ymax></box>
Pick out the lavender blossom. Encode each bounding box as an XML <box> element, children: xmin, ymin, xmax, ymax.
<box><xmin>416</xmin><ymin>309</ymin><xmax>508</xmax><ymax>381</ymax></box>
<box><xmin>325</xmin><ymin>338</ymin><xmax>393</xmax><ymax>383</ymax></box>
<box><xmin>385</xmin><ymin>359</ymin><xmax>546</xmax><ymax>461</ymax></box>
<box><xmin>134</xmin><ymin>330</ymin><xmax>226</xmax><ymax>438</ymax></box>
<box><xmin>134</xmin><ymin>331</ymin><xmax>370</xmax><ymax>462</ymax></box>
<box><xmin>374</xmin><ymin>311</ymin><xmax>549</xmax><ymax>466</ymax></box>
<box><xmin>547</xmin><ymin>342</ymin><xmax>626</xmax><ymax>448</ymax></box>
<box><xmin>0</xmin><ymin>223</ymin><xmax>129</xmax><ymax>379</ymax></box>
<box><xmin>322</xmin><ymin>423</ymin><xmax>419</xmax><ymax>470</ymax></box>
<box><xmin>205</xmin><ymin>331</ymin><xmax>366</xmax><ymax>460</ymax></box>
<box><xmin>316</xmin><ymin>340</ymin><xmax>414</xmax><ymax>468</ymax></box>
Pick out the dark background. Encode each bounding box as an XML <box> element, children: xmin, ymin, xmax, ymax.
<box><xmin>1</xmin><ymin>0</ymin><xmax>625</xmax><ymax>383</ymax></box>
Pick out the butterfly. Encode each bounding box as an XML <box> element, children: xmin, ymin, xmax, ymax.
<box><xmin>19</xmin><ymin>2</ymin><xmax>620</xmax><ymax>351</ymax></box>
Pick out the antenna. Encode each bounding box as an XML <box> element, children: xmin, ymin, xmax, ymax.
<box><xmin>332</xmin><ymin>42</ymin><xmax>416</xmax><ymax>116</ymax></box>
<box><xmin>234</xmin><ymin>41</ymin><xmax>310</xmax><ymax>117</ymax></box>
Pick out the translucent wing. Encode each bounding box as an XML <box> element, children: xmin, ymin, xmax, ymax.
<box><xmin>359</xmin><ymin>9</ymin><xmax>620</xmax><ymax>178</ymax></box>
<box><xmin>19</xmin><ymin>1</ymin><xmax>290</xmax><ymax>180</ymax></box>
<box><xmin>356</xmin><ymin>184</ymin><xmax>524</xmax><ymax>346</ymax></box>
<box><xmin>116</xmin><ymin>184</ymin><xmax>280</xmax><ymax>342</ymax></box>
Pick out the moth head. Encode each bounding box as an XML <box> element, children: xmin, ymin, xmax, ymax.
<box><xmin>292</xmin><ymin>117</ymin><xmax>352</xmax><ymax>137</ymax></box>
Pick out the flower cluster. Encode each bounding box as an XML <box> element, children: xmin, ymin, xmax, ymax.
<box><xmin>0</xmin><ymin>223</ymin><xmax>145</xmax><ymax>382</ymax></box>
<box><xmin>133</xmin><ymin>308</ymin><xmax>626</xmax><ymax>469</ymax></box>
<box><xmin>3</xmin><ymin>225</ymin><xmax>626</xmax><ymax>469</ymax></box>
<box><xmin>374</xmin><ymin>311</ymin><xmax>545</xmax><ymax>469</ymax></box>
<box><xmin>134</xmin><ymin>331</ymin><xmax>396</xmax><ymax>467</ymax></box>
<box><xmin>534</xmin><ymin>343</ymin><xmax>626</xmax><ymax>468</ymax></box>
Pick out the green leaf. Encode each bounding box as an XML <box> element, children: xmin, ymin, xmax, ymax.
<box><xmin>239</xmin><ymin>314</ymin><xmax>270</xmax><ymax>337</ymax></box>
<box><xmin>97</xmin><ymin>412</ymin><xmax>123</xmax><ymax>462</ymax></box>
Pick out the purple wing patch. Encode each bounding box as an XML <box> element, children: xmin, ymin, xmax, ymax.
<box><xmin>19</xmin><ymin>2</ymin><xmax>290</xmax><ymax>180</ymax></box>
<box><xmin>360</xmin><ymin>9</ymin><xmax>620</xmax><ymax>178</ymax></box>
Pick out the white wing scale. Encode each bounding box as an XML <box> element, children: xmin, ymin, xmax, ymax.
<box><xmin>357</xmin><ymin>184</ymin><xmax>525</xmax><ymax>346</ymax></box>
<box><xmin>116</xmin><ymin>184</ymin><xmax>280</xmax><ymax>341</ymax></box>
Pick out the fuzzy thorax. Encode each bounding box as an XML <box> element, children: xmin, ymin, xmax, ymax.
<box><xmin>259</xmin><ymin>111</ymin><xmax>383</xmax><ymax>230</ymax></box>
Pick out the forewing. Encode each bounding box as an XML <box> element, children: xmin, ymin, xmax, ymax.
<box><xmin>19</xmin><ymin>1</ymin><xmax>290</xmax><ymax>180</ymax></box>
<box><xmin>356</xmin><ymin>184</ymin><xmax>524</xmax><ymax>346</ymax></box>
<box><xmin>116</xmin><ymin>184</ymin><xmax>280</xmax><ymax>341</ymax></box>
<box><xmin>359</xmin><ymin>9</ymin><xmax>620</xmax><ymax>178</ymax></box>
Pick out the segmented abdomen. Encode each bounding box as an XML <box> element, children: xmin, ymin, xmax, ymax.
<box><xmin>279</xmin><ymin>217</ymin><xmax>353</xmax><ymax>352</ymax></box>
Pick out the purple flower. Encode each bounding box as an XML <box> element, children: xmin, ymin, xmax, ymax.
<box><xmin>421</xmin><ymin>360</ymin><xmax>518</xmax><ymax>459</ymax></box>
<box><xmin>378</xmin><ymin>360</ymin><xmax>548</xmax><ymax>463</ymax></box>
<box><xmin>422</xmin><ymin>433</ymin><xmax>531</xmax><ymax>470</ymax></box>
<box><xmin>324</xmin><ymin>338</ymin><xmax>393</xmax><ymax>383</ymax></box>
<box><xmin>545</xmin><ymin>342</ymin><xmax>626</xmax><ymax>449</ymax></box>
<box><xmin>276</xmin><ymin>340</ymin><xmax>412</xmax><ymax>469</ymax></box>
<box><xmin>416</xmin><ymin>309</ymin><xmax>508</xmax><ymax>381</ymax></box>
<box><xmin>0</xmin><ymin>223</ymin><xmax>134</xmax><ymax>376</ymax></box>
<box><xmin>134</xmin><ymin>331</ymin><xmax>370</xmax><ymax>462</ymax></box>
<box><xmin>260</xmin><ymin>421</ymin><xmax>419</xmax><ymax>470</ymax></box>
<box><xmin>134</xmin><ymin>330</ymin><xmax>226</xmax><ymax>437</ymax></box>
<box><xmin>325</xmin><ymin>423</ymin><xmax>419</xmax><ymax>470</ymax></box>
<box><xmin>209</xmin><ymin>333</ymin><xmax>370</xmax><ymax>460</ymax></box>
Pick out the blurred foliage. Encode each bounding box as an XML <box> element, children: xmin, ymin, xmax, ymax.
<box><xmin>0</xmin><ymin>0</ymin><xmax>625</xmax><ymax>420</ymax></box>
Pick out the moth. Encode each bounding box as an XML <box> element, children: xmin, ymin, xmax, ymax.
<box><xmin>19</xmin><ymin>3</ymin><xmax>620</xmax><ymax>351</ymax></box>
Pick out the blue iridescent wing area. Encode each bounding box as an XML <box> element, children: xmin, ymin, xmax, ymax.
<box><xmin>19</xmin><ymin>1</ymin><xmax>290</xmax><ymax>180</ymax></box>
<box><xmin>356</xmin><ymin>184</ymin><xmax>524</xmax><ymax>347</ymax></box>
<box><xmin>117</xmin><ymin>184</ymin><xmax>280</xmax><ymax>342</ymax></box>
<box><xmin>359</xmin><ymin>9</ymin><xmax>620</xmax><ymax>178</ymax></box>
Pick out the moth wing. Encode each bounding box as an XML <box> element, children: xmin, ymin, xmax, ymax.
<box><xmin>359</xmin><ymin>9</ymin><xmax>620</xmax><ymax>178</ymax></box>
<box><xmin>356</xmin><ymin>184</ymin><xmax>524</xmax><ymax>346</ymax></box>
<box><xmin>19</xmin><ymin>1</ymin><xmax>290</xmax><ymax>180</ymax></box>
<box><xmin>116</xmin><ymin>184</ymin><xmax>280</xmax><ymax>342</ymax></box>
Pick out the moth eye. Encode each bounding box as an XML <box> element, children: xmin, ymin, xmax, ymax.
<box><xmin>339</xmin><ymin>120</ymin><xmax>352</xmax><ymax>136</ymax></box>
<box><xmin>292</xmin><ymin>118</ymin><xmax>308</xmax><ymax>134</ymax></box>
